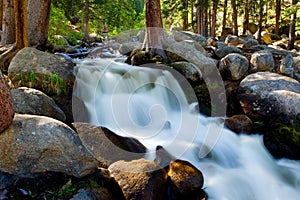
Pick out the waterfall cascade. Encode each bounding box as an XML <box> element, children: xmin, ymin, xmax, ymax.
<box><xmin>73</xmin><ymin>58</ymin><xmax>300</xmax><ymax>200</ymax></box>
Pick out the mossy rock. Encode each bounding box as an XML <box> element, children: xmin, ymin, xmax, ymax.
<box><xmin>263</xmin><ymin>115</ymin><xmax>300</xmax><ymax>159</ymax></box>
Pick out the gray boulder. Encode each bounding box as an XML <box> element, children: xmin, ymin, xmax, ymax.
<box><xmin>250</xmin><ymin>50</ymin><xmax>274</xmax><ymax>72</ymax></box>
<box><xmin>11</xmin><ymin>87</ymin><xmax>66</xmax><ymax>121</ymax></box>
<box><xmin>279</xmin><ymin>53</ymin><xmax>294</xmax><ymax>77</ymax></box>
<box><xmin>119</xmin><ymin>42</ymin><xmax>142</xmax><ymax>55</ymax></box>
<box><xmin>0</xmin><ymin>114</ymin><xmax>99</xmax><ymax>177</ymax></box>
<box><xmin>238</xmin><ymin>72</ymin><xmax>300</xmax><ymax>120</ymax></box>
<box><xmin>219</xmin><ymin>53</ymin><xmax>249</xmax><ymax>80</ymax></box>
<box><xmin>215</xmin><ymin>46</ymin><xmax>243</xmax><ymax>59</ymax></box>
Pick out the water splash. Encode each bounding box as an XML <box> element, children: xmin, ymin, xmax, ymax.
<box><xmin>73</xmin><ymin>58</ymin><xmax>300</xmax><ymax>200</ymax></box>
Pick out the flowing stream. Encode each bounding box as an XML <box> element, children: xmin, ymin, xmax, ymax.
<box><xmin>73</xmin><ymin>58</ymin><xmax>300</xmax><ymax>200</ymax></box>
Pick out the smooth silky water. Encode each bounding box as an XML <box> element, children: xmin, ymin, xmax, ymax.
<box><xmin>73</xmin><ymin>58</ymin><xmax>300</xmax><ymax>200</ymax></box>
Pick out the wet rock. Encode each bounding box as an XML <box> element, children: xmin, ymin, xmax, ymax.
<box><xmin>250</xmin><ymin>50</ymin><xmax>274</xmax><ymax>72</ymax></box>
<box><xmin>219</xmin><ymin>53</ymin><xmax>249</xmax><ymax>80</ymax></box>
<box><xmin>72</xmin><ymin>122</ymin><xmax>146</xmax><ymax>168</ymax></box>
<box><xmin>108</xmin><ymin>158</ymin><xmax>168</xmax><ymax>200</ymax></box>
<box><xmin>11</xmin><ymin>87</ymin><xmax>66</xmax><ymax>121</ymax></box>
<box><xmin>168</xmin><ymin>160</ymin><xmax>204</xmax><ymax>199</ymax></box>
<box><xmin>279</xmin><ymin>53</ymin><xmax>294</xmax><ymax>77</ymax></box>
<box><xmin>154</xmin><ymin>146</ymin><xmax>175</xmax><ymax>169</ymax></box>
<box><xmin>225</xmin><ymin>114</ymin><xmax>253</xmax><ymax>134</ymax></box>
<box><xmin>237</xmin><ymin>72</ymin><xmax>300</xmax><ymax>121</ymax></box>
<box><xmin>0</xmin><ymin>70</ymin><xmax>14</xmax><ymax>133</ymax></box>
<box><xmin>0</xmin><ymin>114</ymin><xmax>99</xmax><ymax>177</ymax></box>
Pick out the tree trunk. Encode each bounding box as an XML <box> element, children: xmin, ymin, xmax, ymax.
<box><xmin>1</xmin><ymin>0</ymin><xmax>15</xmax><ymax>45</ymax></box>
<box><xmin>257</xmin><ymin>0</ymin><xmax>264</xmax><ymax>43</ymax></box>
<box><xmin>221</xmin><ymin>0</ymin><xmax>228</xmax><ymax>35</ymax></box>
<box><xmin>231</xmin><ymin>0</ymin><xmax>238</xmax><ymax>35</ymax></box>
<box><xmin>14</xmin><ymin>0</ymin><xmax>28</xmax><ymax>49</ymax></box>
<box><xmin>0</xmin><ymin>0</ymin><xmax>28</xmax><ymax>70</ymax></box>
<box><xmin>288</xmin><ymin>0</ymin><xmax>296</xmax><ymax>50</ymax></box>
<box><xmin>243</xmin><ymin>0</ymin><xmax>249</xmax><ymax>35</ymax></box>
<box><xmin>83</xmin><ymin>0</ymin><xmax>90</xmax><ymax>42</ymax></box>
<box><xmin>142</xmin><ymin>0</ymin><xmax>167</xmax><ymax>60</ymax></box>
<box><xmin>275</xmin><ymin>0</ymin><xmax>281</xmax><ymax>35</ymax></box>
<box><xmin>182</xmin><ymin>0</ymin><xmax>188</xmax><ymax>30</ymax></box>
<box><xmin>203</xmin><ymin>4</ymin><xmax>208</xmax><ymax>37</ymax></box>
<box><xmin>0</xmin><ymin>0</ymin><xmax>3</xmax><ymax>30</ymax></box>
<box><xmin>211</xmin><ymin>0</ymin><xmax>218</xmax><ymax>37</ymax></box>
<box><xmin>27</xmin><ymin>0</ymin><xmax>51</xmax><ymax>49</ymax></box>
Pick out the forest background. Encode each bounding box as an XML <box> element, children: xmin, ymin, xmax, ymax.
<box><xmin>0</xmin><ymin>0</ymin><xmax>299</xmax><ymax>50</ymax></box>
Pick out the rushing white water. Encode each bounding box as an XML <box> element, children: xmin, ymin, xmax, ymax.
<box><xmin>73</xmin><ymin>58</ymin><xmax>300</xmax><ymax>200</ymax></box>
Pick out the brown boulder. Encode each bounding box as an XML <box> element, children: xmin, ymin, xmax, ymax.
<box><xmin>108</xmin><ymin>159</ymin><xmax>168</xmax><ymax>200</ymax></box>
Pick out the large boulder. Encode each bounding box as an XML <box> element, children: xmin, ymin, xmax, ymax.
<box><xmin>169</xmin><ymin>61</ymin><xmax>202</xmax><ymax>82</ymax></box>
<box><xmin>108</xmin><ymin>159</ymin><xmax>168</xmax><ymax>200</ymax></box>
<box><xmin>215</xmin><ymin>46</ymin><xmax>243</xmax><ymax>59</ymax></box>
<box><xmin>279</xmin><ymin>53</ymin><xmax>294</xmax><ymax>78</ymax></box>
<box><xmin>8</xmin><ymin>47</ymin><xmax>74</xmax><ymax>96</ymax></box>
<box><xmin>11</xmin><ymin>87</ymin><xmax>66</xmax><ymax>121</ymax></box>
<box><xmin>219</xmin><ymin>53</ymin><xmax>249</xmax><ymax>80</ymax></box>
<box><xmin>72</xmin><ymin>122</ymin><xmax>146</xmax><ymax>168</ymax></box>
<box><xmin>250</xmin><ymin>50</ymin><xmax>274</xmax><ymax>72</ymax></box>
<box><xmin>225</xmin><ymin>35</ymin><xmax>239</xmax><ymax>46</ymax></box>
<box><xmin>8</xmin><ymin>47</ymin><xmax>75</xmax><ymax>124</ymax></box>
<box><xmin>0</xmin><ymin>114</ymin><xmax>99</xmax><ymax>177</ymax></box>
<box><xmin>0</xmin><ymin>70</ymin><xmax>14</xmax><ymax>133</ymax></box>
<box><xmin>167</xmin><ymin>41</ymin><xmax>216</xmax><ymax>76</ymax></box>
<box><xmin>118</xmin><ymin>42</ymin><xmax>142</xmax><ymax>55</ymax></box>
<box><xmin>173</xmin><ymin>31</ymin><xmax>207</xmax><ymax>47</ymax></box>
<box><xmin>237</xmin><ymin>72</ymin><xmax>300</xmax><ymax>121</ymax></box>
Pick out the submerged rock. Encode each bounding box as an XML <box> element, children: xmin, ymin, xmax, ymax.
<box><xmin>0</xmin><ymin>114</ymin><xmax>98</xmax><ymax>177</ymax></box>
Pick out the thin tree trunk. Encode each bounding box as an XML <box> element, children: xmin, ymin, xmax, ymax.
<box><xmin>83</xmin><ymin>0</ymin><xmax>90</xmax><ymax>42</ymax></box>
<box><xmin>0</xmin><ymin>0</ymin><xmax>3</xmax><ymax>30</ymax></box>
<box><xmin>275</xmin><ymin>0</ymin><xmax>281</xmax><ymax>35</ymax></box>
<box><xmin>243</xmin><ymin>0</ymin><xmax>249</xmax><ymax>35</ymax></box>
<box><xmin>27</xmin><ymin>0</ymin><xmax>51</xmax><ymax>49</ymax></box>
<box><xmin>182</xmin><ymin>0</ymin><xmax>188</xmax><ymax>30</ymax></box>
<box><xmin>231</xmin><ymin>0</ymin><xmax>238</xmax><ymax>35</ymax></box>
<box><xmin>191</xmin><ymin>0</ymin><xmax>195</xmax><ymax>32</ymax></box>
<box><xmin>142</xmin><ymin>0</ymin><xmax>167</xmax><ymax>60</ymax></box>
<box><xmin>221</xmin><ymin>0</ymin><xmax>228</xmax><ymax>35</ymax></box>
<box><xmin>288</xmin><ymin>0</ymin><xmax>296</xmax><ymax>50</ymax></box>
<box><xmin>211</xmin><ymin>0</ymin><xmax>218</xmax><ymax>37</ymax></box>
<box><xmin>1</xmin><ymin>0</ymin><xmax>15</xmax><ymax>45</ymax></box>
<box><xmin>257</xmin><ymin>0</ymin><xmax>264</xmax><ymax>43</ymax></box>
<box><xmin>203</xmin><ymin>4</ymin><xmax>208</xmax><ymax>37</ymax></box>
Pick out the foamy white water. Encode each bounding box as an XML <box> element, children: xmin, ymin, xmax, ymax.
<box><xmin>73</xmin><ymin>58</ymin><xmax>300</xmax><ymax>200</ymax></box>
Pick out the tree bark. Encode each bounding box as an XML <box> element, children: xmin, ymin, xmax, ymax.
<box><xmin>14</xmin><ymin>0</ymin><xmax>28</xmax><ymax>49</ymax></box>
<box><xmin>182</xmin><ymin>0</ymin><xmax>188</xmax><ymax>30</ymax></box>
<box><xmin>1</xmin><ymin>0</ymin><xmax>15</xmax><ymax>45</ymax></box>
<box><xmin>83</xmin><ymin>0</ymin><xmax>90</xmax><ymax>42</ymax></box>
<box><xmin>221</xmin><ymin>0</ymin><xmax>227</xmax><ymax>35</ymax></box>
<box><xmin>257</xmin><ymin>0</ymin><xmax>264</xmax><ymax>43</ymax></box>
<box><xmin>142</xmin><ymin>0</ymin><xmax>167</xmax><ymax>60</ymax></box>
<box><xmin>27</xmin><ymin>0</ymin><xmax>51</xmax><ymax>49</ymax></box>
<box><xmin>243</xmin><ymin>0</ymin><xmax>249</xmax><ymax>35</ymax></box>
<box><xmin>211</xmin><ymin>0</ymin><xmax>218</xmax><ymax>37</ymax></box>
<box><xmin>231</xmin><ymin>0</ymin><xmax>238</xmax><ymax>35</ymax></box>
<box><xmin>275</xmin><ymin>0</ymin><xmax>281</xmax><ymax>35</ymax></box>
<box><xmin>0</xmin><ymin>0</ymin><xmax>3</xmax><ymax>30</ymax></box>
<box><xmin>288</xmin><ymin>0</ymin><xmax>297</xmax><ymax>50</ymax></box>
